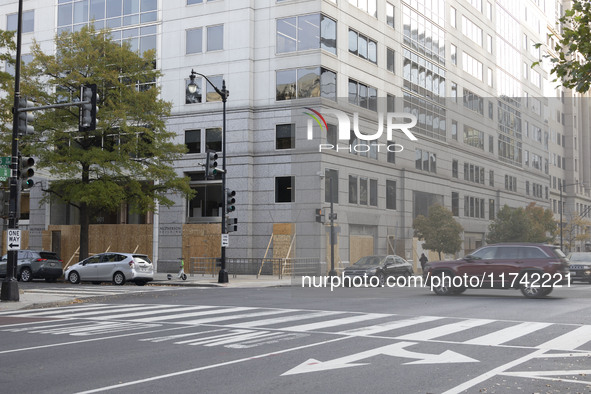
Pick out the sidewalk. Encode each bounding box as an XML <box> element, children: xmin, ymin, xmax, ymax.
<box><xmin>0</xmin><ymin>274</ymin><xmax>295</xmax><ymax>312</ymax></box>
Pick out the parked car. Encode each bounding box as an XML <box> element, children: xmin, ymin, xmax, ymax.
<box><xmin>64</xmin><ymin>252</ymin><xmax>154</xmax><ymax>286</ymax></box>
<box><xmin>422</xmin><ymin>243</ymin><xmax>569</xmax><ymax>298</ymax></box>
<box><xmin>0</xmin><ymin>250</ymin><xmax>63</xmax><ymax>282</ymax></box>
<box><xmin>567</xmin><ymin>252</ymin><xmax>591</xmax><ymax>284</ymax></box>
<box><xmin>343</xmin><ymin>255</ymin><xmax>413</xmax><ymax>286</ymax></box>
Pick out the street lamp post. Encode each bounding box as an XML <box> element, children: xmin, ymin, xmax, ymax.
<box><xmin>187</xmin><ymin>70</ymin><xmax>229</xmax><ymax>284</ymax></box>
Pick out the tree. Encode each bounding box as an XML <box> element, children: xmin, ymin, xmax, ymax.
<box><xmin>537</xmin><ymin>0</ymin><xmax>591</xmax><ymax>93</ymax></box>
<box><xmin>413</xmin><ymin>204</ymin><xmax>463</xmax><ymax>260</ymax></box>
<box><xmin>21</xmin><ymin>26</ymin><xmax>193</xmax><ymax>260</ymax></box>
<box><xmin>487</xmin><ymin>203</ymin><xmax>556</xmax><ymax>244</ymax></box>
<box><xmin>561</xmin><ymin>213</ymin><xmax>591</xmax><ymax>253</ymax></box>
<box><xmin>0</xmin><ymin>29</ymin><xmax>16</xmax><ymax>140</ymax></box>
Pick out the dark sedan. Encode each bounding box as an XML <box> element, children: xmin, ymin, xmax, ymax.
<box><xmin>343</xmin><ymin>255</ymin><xmax>413</xmax><ymax>286</ymax></box>
<box><xmin>567</xmin><ymin>252</ymin><xmax>591</xmax><ymax>283</ymax></box>
<box><xmin>0</xmin><ymin>250</ymin><xmax>63</xmax><ymax>282</ymax></box>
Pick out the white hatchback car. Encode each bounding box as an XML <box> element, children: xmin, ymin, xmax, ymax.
<box><xmin>65</xmin><ymin>252</ymin><xmax>154</xmax><ymax>286</ymax></box>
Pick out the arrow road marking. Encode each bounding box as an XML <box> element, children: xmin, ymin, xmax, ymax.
<box><xmin>281</xmin><ymin>341</ymin><xmax>478</xmax><ymax>376</ymax></box>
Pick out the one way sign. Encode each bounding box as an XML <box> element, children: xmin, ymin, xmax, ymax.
<box><xmin>7</xmin><ymin>229</ymin><xmax>21</xmax><ymax>251</ymax></box>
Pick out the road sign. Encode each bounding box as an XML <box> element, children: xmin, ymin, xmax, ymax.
<box><xmin>0</xmin><ymin>167</ymin><xmax>10</xmax><ymax>178</ymax></box>
<box><xmin>7</xmin><ymin>229</ymin><xmax>21</xmax><ymax>251</ymax></box>
<box><xmin>221</xmin><ymin>234</ymin><xmax>229</xmax><ymax>247</ymax></box>
<box><xmin>0</xmin><ymin>157</ymin><xmax>10</xmax><ymax>166</ymax></box>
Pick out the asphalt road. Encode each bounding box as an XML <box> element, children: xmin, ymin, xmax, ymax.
<box><xmin>1</xmin><ymin>281</ymin><xmax>590</xmax><ymax>393</ymax></box>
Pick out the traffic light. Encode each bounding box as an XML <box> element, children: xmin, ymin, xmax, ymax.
<box><xmin>205</xmin><ymin>150</ymin><xmax>218</xmax><ymax>178</ymax></box>
<box><xmin>226</xmin><ymin>189</ymin><xmax>236</xmax><ymax>213</ymax></box>
<box><xmin>315</xmin><ymin>208</ymin><xmax>324</xmax><ymax>223</ymax></box>
<box><xmin>19</xmin><ymin>156</ymin><xmax>35</xmax><ymax>190</ymax></box>
<box><xmin>18</xmin><ymin>99</ymin><xmax>35</xmax><ymax>135</ymax></box>
<box><xmin>226</xmin><ymin>217</ymin><xmax>238</xmax><ymax>233</ymax></box>
<box><xmin>80</xmin><ymin>84</ymin><xmax>99</xmax><ymax>131</ymax></box>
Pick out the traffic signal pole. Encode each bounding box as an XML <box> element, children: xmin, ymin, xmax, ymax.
<box><xmin>1</xmin><ymin>0</ymin><xmax>25</xmax><ymax>301</ymax></box>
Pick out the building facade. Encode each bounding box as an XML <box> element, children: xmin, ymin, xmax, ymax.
<box><xmin>1</xmin><ymin>0</ymin><xmax>590</xmax><ymax>268</ymax></box>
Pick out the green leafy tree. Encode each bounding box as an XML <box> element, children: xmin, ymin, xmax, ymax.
<box><xmin>487</xmin><ymin>203</ymin><xmax>556</xmax><ymax>244</ymax></box>
<box><xmin>21</xmin><ymin>26</ymin><xmax>193</xmax><ymax>260</ymax></box>
<box><xmin>0</xmin><ymin>29</ymin><xmax>16</xmax><ymax>146</ymax></box>
<box><xmin>536</xmin><ymin>0</ymin><xmax>591</xmax><ymax>93</ymax></box>
<box><xmin>413</xmin><ymin>204</ymin><xmax>463</xmax><ymax>260</ymax></box>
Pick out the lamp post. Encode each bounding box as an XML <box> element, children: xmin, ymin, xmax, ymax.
<box><xmin>187</xmin><ymin>70</ymin><xmax>229</xmax><ymax>283</ymax></box>
<box><xmin>560</xmin><ymin>182</ymin><xmax>583</xmax><ymax>252</ymax></box>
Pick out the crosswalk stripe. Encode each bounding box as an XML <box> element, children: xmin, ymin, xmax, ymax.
<box><xmin>0</xmin><ymin>303</ymin><xmax>125</xmax><ymax>316</ymax></box>
<box><xmin>536</xmin><ymin>325</ymin><xmax>591</xmax><ymax>350</ymax></box>
<box><xmin>180</xmin><ymin>309</ymin><xmax>293</xmax><ymax>325</ymax></box>
<box><xmin>395</xmin><ymin>318</ymin><xmax>494</xmax><ymax>340</ymax></box>
<box><xmin>130</xmin><ymin>307</ymin><xmax>255</xmax><ymax>323</ymax></box>
<box><xmin>37</xmin><ymin>304</ymin><xmax>175</xmax><ymax>318</ymax></box>
<box><xmin>6</xmin><ymin>304</ymin><xmax>150</xmax><ymax>317</ymax></box>
<box><xmin>338</xmin><ymin>315</ymin><xmax>445</xmax><ymax>336</ymax></box>
<box><xmin>90</xmin><ymin>306</ymin><xmax>216</xmax><ymax>320</ymax></box>
<box><xmin>281</xmin><ymin>313</ymin><xmax>391</xmax><ymax>332</ymax></box>
<box><xmin>463</xmin><ymin>321</ymin><xmax>553</xmax><ymax>346</ymax></box>
<box><xmin>227</xmin><ymin>311</ymin><xmax>344</xmax><ymax>329</ymax></box>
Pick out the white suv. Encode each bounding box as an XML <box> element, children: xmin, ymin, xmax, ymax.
<box><xmin>65</xmin><ymin>252</ymin><xmax>154</xmax><ymax>286</ymax></box>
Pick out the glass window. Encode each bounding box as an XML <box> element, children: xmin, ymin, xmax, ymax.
<box><xmin>276</xmin><ymin>69</ymin><xmax>297</xmax><ymax>101</ymax></box>
<box><xmin>298</xmin><ymin>14</ymin><xmax>320</xmax><ymax>51</ymax></box>
<box><xmin>186</xmin><ymin>28</ymin><xmax>203</xmax><ymax>54</ymax></box>
<box><xmin>185</xmin><ymin>130</ymin><xmax>201</xmax><ymax>153</ymax></box>
<box><xmin>106</xmin><ymin>0</ymin><xmax>122</xmax><ymax>18</ymax></box>
<box><xmin>387</xmin><ymin>48</ymin><xmax>395</xmax><ymax>73</ymax></box>
<box><xmin>189</xmin><ymin>180</ymin><xmax>223</xmax><ymax>219</ymax></box>
<box><xmin>188</xmin><ymin>0</ymin><xmax>204</xmax><ymax>4</ymax></box>
<box><xmin>320</xmin><ymin>15</ymin><xmax>336</xmax><ymax>54</ymax></box>
<box><xmin>275</xmin><ymin>176</ymin><xmax>295</xmax><ymax>203</ymax></box>
<box><xmin>370</xmin><ymin>179</ymin><xmax>377</xmax><ymax>206</ymax></box>
<box><xmin>185</xmin><ymin>78</ymin><xmax>202</xmax><ymax>104</ymax></box>
<box><xmin>386</xmin><ymin>180</ymin><xmax>396</xmax><ymax>210</ymax></box>
<box><xmin>205</xmin><ymin>127</ymin><xmax>222</xmax><ymax>152</ymax></box>
<box><xmin>386</xmin><ymin>2</ymin><xmax>394</xmax><ymax>28</ymax></box>
<box><xmin>7</xmin><ymin>10</ymin><xmax>34</xmax><ymax>33</ymax></box>
<box><xmin>207</xmin><ymin>25</ymin><xmax>223</xmax><ymax>51</ymax></box>
<box><xmin>58</xmin><ymin>4</ymin><xmax>73</xmax><ymax>26</ymax></box>
<box><xmin>298</xmin><ymin>67</ymin><xmax>320</xmax><ymax>98</ymax></box>
<box><xmin>276</xmin><ymin>124</ymin><xmax>295</xmax><ymax>150</ymax></box>
<box><xmin>359</xmin><ymin>178</ymin><xmax>368</xmax><ymax>205</ymax></box>
<box><xmin>206</xmin><ymin>75</ymin><xmax>223</xmax><ymax>102</ymax></box>
<box><xmin>277</xmin><ymin>17</ymin><xmax>297</xmax><ymax>53</ymax></box>
<box><xmin>349</xmin><ymin>175</ymin><xmax>358</xmax><ymax>204</ymax></box>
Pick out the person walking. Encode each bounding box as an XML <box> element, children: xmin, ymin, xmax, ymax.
<box><xmin>419</xmin><ymin>253</ymin><xmax>428</xmax><ymax>272</ymax></box>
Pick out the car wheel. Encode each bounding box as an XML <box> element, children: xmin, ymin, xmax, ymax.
<box><xmin>68</xmin><ymin>271</ymin><xmax>81</xmax><ymax>284</ymax></box>
<box><xmin>377</xmin><ymin>273</ymin><xmax>385</xmax><ymax>287</ymax></box>
<box><xmin>19</xmin><ymin>267</ymin><xmax>32</xmax><ymax>282</ymax></box>
<box><xmin>432</xmin><ymin>275</ymin><xmax>454</xmax><ymax>296</ymax></box>
<box><xmin>113</xmin><ymin>272</ymin><xmax>126</xmax><ymax>285</ymax></box>
<box><xmin>520</xmin><ymin>280</ymin><xmax>552</xmax><ymax>298</ymax></box>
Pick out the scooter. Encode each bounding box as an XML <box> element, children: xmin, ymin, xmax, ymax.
<box><xmin>167</xmin><ymin>258</ymin><xmax>187</xmax><ymax>281</ymax></box>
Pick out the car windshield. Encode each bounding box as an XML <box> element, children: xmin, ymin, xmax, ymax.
<box><xmin>133</xmin><ymin>255</ymin><xmax>152</xmax><ymax>265</ymax></box>
<box><xmin>351</xmin><ymin>256</ymin><xmax>384</xmax><ymax>267</ymax></box>
<box><xmin>568</xmin><ymin>252</ymin><xmax>591</xmax><ymax>262</ymax></box>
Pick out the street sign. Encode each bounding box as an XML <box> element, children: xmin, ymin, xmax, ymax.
<box><xmin>0</xmin><ymin>157</ymin><xmax>10</xmax><ymax>166</ymax></box>
<box><xmin>7</xmin><ymin>229</ymin><xmax>21</xmax><ymax>251</ymax></box>
<box><xmin>0</xmin><ymin>167</ymin><xmax>10</xmax><ymax>178</ymax></box>
<box><xmin>221</xmin><ymin>234</ymin><xmax>229</xmax><ymax>247</ymax></box>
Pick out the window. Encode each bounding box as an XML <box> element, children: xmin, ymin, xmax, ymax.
<box><xmin>370</xmin><ymin>179</ymin><xmax>377</xmax><ymax>206</ymax></box>
<box><xmin>463</xmin><ymin>88</ymin><xmax>483</xmax><ymax>115</ymax></box>
<box><xmin>275</xmin><ymin>176</ymin><xmax>295</xmax><ymax>203</ymax></box>
<box><xmin>276</xmin><ymin>67</ymin><xmax>336</xmax><ymax>101</ymax></box>
<box><xmin>186</xmin><ymin>28</ymin><xmax>203</xmax><ymax>54</ymax></box>
<box><xmin>349</xmin><ymin>175</ymin><xmax>358</xmax><ymax>204</ymax></box>
<box><xmin>386</xmin><ymin>180</ymin><xmax>396</xmax><ymax>210</ymax></box>
<box><xmin>185</xmin><ymin>78</ymin><xmax>202</xmax><ymax>103</ymax></box>
<box><xmin>464</xmin><ymin>196</ymin><xmax>485</xmax><ymax>218</ymax></box>
<box><xmin>207</xmin><ymin>25</ymin><xmax>223</xmax><ymax>51</ymax></box>
<box><xmin>387</xmin><ymin>48</ymin><xmax>395</xmax><ymax>73</ymax></box>
<box><xmin>386</xmin><ymin>2</ymin><xmax>394</xmax><ymax>28</ymax></box>
<box><xmin>450</xmin><ymin>7</ymin><xmax>456</xmax><ymax>28</ymax></box>
<box><xmin>205</xmin><ymin>128</ymin><xmax>222</xmax><ymax>152</ymax></box>
<box><xmin>463</xmin><ymin>125</ymin><xmax>484</xmax><ymax>149</ymax></box>
<box><xmin>188</xmin><ymin>173</ymin><xmax>223</xmax><ymax>220</ymax></box>
<box><xmin>349</xmin><ymin>29</ymin><xmax>377</xmax><ymax>64</ymax></box>
<box><xmin>452</xmin><ymin>192</ymin><xmax>459</xmax><ymax>216</ymax></box>
<box><xmin>462</xmin><ymin>52</ymin><xmax>483</xmax><ymax>80</ymax></box>
<box><xmin>451</xmin><ymin>82</ymin><xmax>457</xmax><ymax>102</ymax></box>
<box><xmin>185</xmin><ymin>130</ymin><xmax>201</xmax><ymax>153</ymax></box>
<box><xmin>348</xmin><ymin>79</ymin><xmax>377</xmax><ymax>111</ymax></box>
<box><xmin>387</xmin><ymin>94</ymin><xmax>396</xmax><ymax>112</ymax></box>
<box><xmin>7</xmin><ymin>10</ymin><xmax>34</xmax><ymax>33</ymax></box>
<box><xmin>205</xmin><ymin>75</ymin><xmax>223</xmax><ymax>102</ymax></box>
<box><xmin>349</xmin><ymin>0</ymin><xmax>377</xmax><ymax>17</ymax></box>
<box><xmin>452</xmin><ymin>160</ymin><xmax>458</xmax><ymax>178</ymax></box>
<box><xmin>487</xmin><ymin>34</ymin><xmax>492</xmax><ymax>53</ymax></box>
<box><xmin>462</xmin><ymin>16</ymin><xmax>483</xmax><ymax>47</ymax></box>
<box><xmin>325</xmin><ymin>169</ymin><xmax>338</xmax><ymax>203</ymax></box>
<box><xmin>387</xmin><ymin>141</ymin><xmax>396</xmax><ymax>163</ymax></box>
<box><xmin>489</xmin><ymin>199</ymin><xmax>495</xmax><ymax>219</ymax></box>
<box><xmin>450</xmin><ymin>44</ymin><xmax>457</xmax><ymax>65</ymax></box>
<box><xmin>276</xmin><ymin>14</ymin><xmax>336</xmax><ymax>55</ymax></box>
<box><xmin>276</xmin><ymin>124</ymin><xmax>295</xmax><ymax>149</ymax></box>
<box><xmin>451</xmin><ymin>120</ymin><xmax>457</xmax><ymax>140</ymax></box>
<box><xmin>359</xmin><ymin>178</ymin><xmax>368</xmax><ymax>205</ymax></box>
<box><xmin>415</xmin><ymin>149</ymin><xmax>436</xmax><ymax>173</ymax></box>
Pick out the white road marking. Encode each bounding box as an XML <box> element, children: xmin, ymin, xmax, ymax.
<box><xmin>90</xmin><ymin>305</ymin><xmax>216</xmax><ymax>320</ymax></box>
<box><xmin>281</xmin><ymin>313</ymin><xmax>391</xmax><ymax>332</ymax></box>
<box><xmin>225</xmin><ymin>311</ymin><xmax>343</xmax><ymax>328</ymax></box>
<box><xmin>396</xmin><ymin>319</ymin><xmax>494</xmax><ymax>340</ymax></box>
<box><xmin>338</xmin><ymin>316</ymin><xmax>444</xmax><ymax>336</ymax></box>
<box><xmin>179</xmin><ymin>309</ymin><xmax>292</xmax><ymax>325</ymax></box>
<box><xmin>463</xmin><ymin>321</ymin><xmax>553</xmax><ymax>346</ymax></box>
<box><xmin>536</xmin><ymin>325</ymin><xmax>591</xmax><ymax>350</ymax></box>
<box><xmin>130</xmin><ymin>307</ymin><xmax>255</xmax><ymax>323</ymax></box>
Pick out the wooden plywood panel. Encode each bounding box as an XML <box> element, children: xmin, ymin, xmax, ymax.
<box><xmin>183</xmin><ymin>224</ymin><xmax>221</xmax><ymax>261</ymax></box>
<box><xmin>349</xmin><ymin>235</ymin><xmax>374</xmax><ymax>267</ymax></box>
